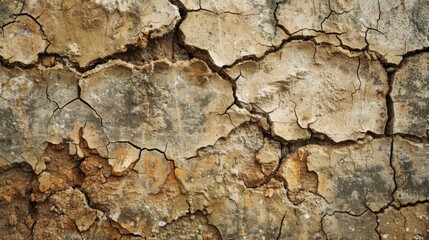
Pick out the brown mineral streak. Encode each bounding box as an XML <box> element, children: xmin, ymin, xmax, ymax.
<box><xmin>0</xmin><ymin>0</ymin><xmax>428</xmax><ymax>239</ymax></box>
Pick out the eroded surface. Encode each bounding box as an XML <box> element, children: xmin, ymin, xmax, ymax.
<box><xmin>0</xmin><ymin>0</ymin><xmax>428</xmax><ymax>239</ymax></box>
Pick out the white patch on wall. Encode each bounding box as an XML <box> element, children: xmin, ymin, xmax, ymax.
<box><xmin>93</xmin><ymin>0</ymin><xmax>138</xmax><ymax>12</ymax></box>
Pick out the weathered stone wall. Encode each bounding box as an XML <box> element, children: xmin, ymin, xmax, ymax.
<box><xmin>0</xmin><ymin>0</ymin><xmax>428</xmax><ymax>239</ymax></box>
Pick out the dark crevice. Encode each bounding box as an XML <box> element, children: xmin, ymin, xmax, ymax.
<box><xmin>320</xmin><ymin>213</ymin><xmax>329</xmax><ymax>239</ymax></box>
<box><xmin>393</xmin><ymin>133</ymin><xmax>429</xmax><ymax>143</ymax></box>
<box><xmin>384</xmin><ymin>65</ymin><xmax>395</xmax><ymax>135</ymax></box>
<box><xmin>375</xmin><ymin>215</ymin><xmax>382</xmax><ymax>240</ymax></box>
<box><xmin>389</xmin><ymin>137</ymin><xmax>399</xmax><ymax>208</ymax></box>
<box><xmin>12</xmin><ymin>12</ymin><xmax>52</xmax><ymax>50</ymax></box>
<box><xmin>275</xmin><ymin>213</ymin><xmax>286</xmax><ymax>240</ymax></box>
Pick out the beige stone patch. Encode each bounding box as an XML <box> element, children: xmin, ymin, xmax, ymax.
<box><xmin>377</xmin><ymin>204</ymin><xmax>429</xmax><ymax>240</ymax></box>
<box><xmin>0</xmin><ymin>16</ymin><xmax>48</xmax><ymax>64</ymax></box>
<box><xmin>22</xmin><ymin>0</ymin><xmax>180</xmax><ymax>66</ymax></box>
<box><xmin>80</xmin><ymin>60</ymin><xmax>236</xmax><ymax>161</ymax></box>
<box><xmin>81</xmin><ymin>159</ymin><xmax>189</xmax><ymax>236</ymax></box>
<box><xmin>228</xmin><ymin>41</ymin><xmax>388</xmax><ymax>142</ymax></box>
<box><xmin>279</xmin><ymin>193</ymin><xmax>328</xmax><ymax>239</ymax></box>
<box><xmin>175</xmin><ymin>124</ymin><xmax>266</xmax><ymax>211</ymax></box>
<box><xmin>180</xmin><ymin>0</ymin><xmax>287</xmax><ymax>67</ymax></box>
<box><xmin>47</xmin><ymin>99</ymin><xmax>108</xmax><ymax>150</ymax></box>
<box><xmin>133</xmin><ymin>150</ymin><xmax>170</xmax><ymax>194</ymax></box>
<box><xmin>206</xmin><ymin>190</ymin><xmax>288</xmax><ymax>239</ymax></box>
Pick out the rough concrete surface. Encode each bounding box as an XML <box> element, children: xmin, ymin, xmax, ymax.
<box><xmin>0</xmin><ymin>0</ymin><xmax>428</xmax><ymax>239</ymax></box>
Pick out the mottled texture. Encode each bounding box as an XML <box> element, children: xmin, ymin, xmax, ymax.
<box><xmin>323</xmin><ymin>211</ymin><xmax>378</xmax><ymax>240</ymax></box>
<box><xmin>1</xmin><ymin>0</ymin><xmax>428</xmax><ymax>239</ymax></box>
<box><xmin>288</xmin><ymin>138</ymin><xmax>394</xmax><ymax>214</ymax></box>
<box><xmin>393</xmin><ymin>137</ymin><xmax>429</xmax><ymax>204</ymax></box>
<box><xmin>0</xmin><ymin>16</ymin><xmax>48</xmax><ymax>64</ymax></box>
<box><xmin>392</xmin><ymin>53</ymin><xmax>429</xmax><ymax>138</ymax></box>
<box><xmin>377</xmin><ymin>204</ymin><xmax>429</xmax><ymax>240</ymax></box>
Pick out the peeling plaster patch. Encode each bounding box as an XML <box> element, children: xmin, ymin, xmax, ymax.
<box><xmin>20</xmin><ymin>0</ymin><xmax>180</xmax><ymax>66</ymax></box>
<box><xmin>93</xmin><ymin>0</ymin><xmax>138</xmax><ymax>12</ymax></box>
<box><xmin>0</xmin><ymin>16</ymin><xmax>48</xmax><ymax>64</ymax></box>
<box><xmin>79</xmin><ymin>59</ymin><xmax>237</xmax><ymax>161</ymax></box>
<box><xmin>180</xmin><ymin>0</ymin><xmax>287</xmax><ymax>67</ymax></box>
<box><xmin>228</xmin><ymin>41</ymin><xmax>388</xmax><ymax>142</ymax></box>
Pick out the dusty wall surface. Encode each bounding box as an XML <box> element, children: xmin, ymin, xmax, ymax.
<box><xmin>0</xmin><ymin>0</ymin><xmax>428</xmax><ymax>239</ymax></box>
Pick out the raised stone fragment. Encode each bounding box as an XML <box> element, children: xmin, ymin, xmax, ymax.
<box><xmin>0</xmin><ymin>16</ymin><xmax>48</xmax><ymax>64</ymax></box>
<box><xmin>323</xmin><ymin>211</ymin><xmax>378</xmax><ymax>240</ymax></box>
<box><xmin>175</xmin><ymin>124</ymin><xmax>266</xmax><ymax>211</ymax></box>
<box><xmin>279</xmin><ymin>193</ymin><xmax>328</xmax><ymax>239</ymax></box>
<box><xmin>22</xmin><ymin>0</ymin><xmax>180</xmax><ymax>66</ymax></box>
<box><xmin>206</xmin><ymin>190</ymin><xmax>288</xmax><ymax>239</ymax></box>
<box><xmin>80</xmin><ymin>60</ymin><xmax>236</xmax><ymax>161</ymax></box>
<box><xmin>32</xmin><ymin>188</ymin><xmax>110</xmax><ymax>239</ymax></box>
<box><xmin>180</xmin><ymin>0</ymin><xmax>287</xmax><ymax>67</ymax></box>
<box><xmin>304</xmin><ymin>138</ymin><xmax>394</xmax><ymax>214</ymax></box>
<box><xmin>277</xmin><ymin>0</ymin><xmax>429</xmax><ymax>64</ymax></box>
<box><xmin>228</xmin><ymin>41</ymin><xmax>388</xmax><ymax>142</ymax></box>
<box><xmin>107</xmin><ymin>142</ymin><xmax>140</xmax><ymax>174</ymax></box>
<box><xmin>391</xmin><ymin>53</ymin><xmax>429</xmax><ymax>138</ymax></box>
<box><xmin>256</xmin><ymin>138</ymin><xmax>281</xmax><ymax>176</ymax></box>
<box><xmin>81</xmin><ymin>157</ymin><xmax>188</xmax><ymax>236</ymax></box>
<box><xmin>0</xmin><ymin>163</ymin><xmax>35</xmax><ymax>239</ymax></box>
<box><xmin>277</xmin><ymin>148</ymin><xmax>318</xmax><ymax>204</ymax></box>
<box><xmin>133</xmin><ymin>150</ymin><xmax>170</xmax><ymax>194</ymax></box>
<box><xmin>393</xmin><ymin>137</ymin><xmax>429</xmax><ymax>204</ymax></box>
<box><xmin>377</xmin><ymin>204</ymin><xmax>429</xmax><ymax>240</ymax></box>
<box><xmin>47</xmin><ymin>100</ymin><xmax>108</xmax><ymax>151</ymax></box>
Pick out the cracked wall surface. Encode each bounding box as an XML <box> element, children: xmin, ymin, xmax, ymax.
<box><xmin>0</xmin><ymin>0</ymin><xmax>428</xmax><ymax>239</ymax></box>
